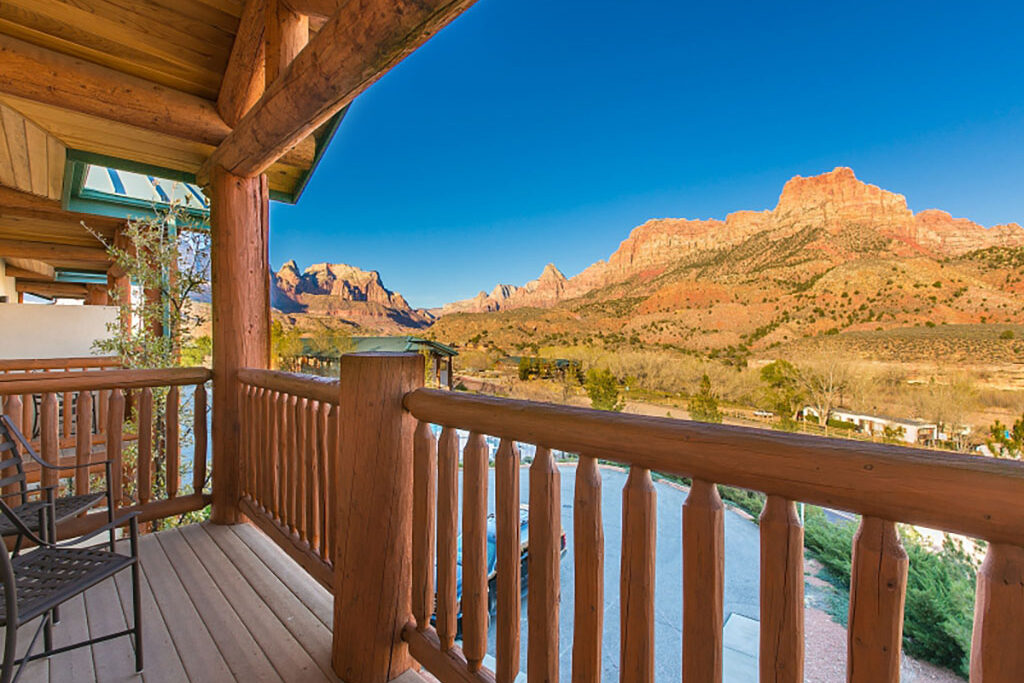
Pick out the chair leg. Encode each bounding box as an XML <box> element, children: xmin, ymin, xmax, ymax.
<box><xmin>130</xmin><ymin>527</ymin><xmax>143</xmax><ymax>672</ymax></box>
<box><xmin>43</xmin><ymin>613</ymin><xmax>53</xmax><ymax>655</ymax></box>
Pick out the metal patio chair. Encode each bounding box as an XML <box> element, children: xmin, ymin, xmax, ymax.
<box><xmin>0</xmin><ymin>502</ymin><xmax>142</xmax><ymax>683</ymax></box>
<box><xmin>0</xmin><ymin>415</ymin><xmax>114</xmax><ymax>555</ymax></box>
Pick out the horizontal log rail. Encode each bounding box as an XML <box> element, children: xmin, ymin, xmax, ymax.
<box><xmin>0</xmin><ymin>367</ymin><xmax>210</xmax><ymax>538</ymax></box>
<box><xmin>403</xmin><ymin>387</ymin><xmax>1024</xmax><ymax>683</ymax></box>
<box><xmin>0</xmin><ymin>357</ymin><xmax>120</xmax><ymax>372</ymax></box>
<box><xmin>237</xmin><ymin>370</ymin><xmax>338</xmax><ymax>590</ymax></box>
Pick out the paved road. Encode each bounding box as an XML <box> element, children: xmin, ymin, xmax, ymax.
<box><xmin>456</xmin><ymin>465</ymin><xmax>761</xmax><ymax>680</ymax></box>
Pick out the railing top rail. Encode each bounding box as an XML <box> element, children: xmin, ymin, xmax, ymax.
<box><xmin>404</xmin><ymin>388</ymin><xmax>1024</xmax><ymax>547</ymax></box>
<box><xmin>0</xmin><ymin>356</ymin><xmax>121</xmax><ymax>371</ymax></box>
<box><xmin>0</xmin><ymin>367</ymin><xmax>211</xmax><ymax>394</ymax></box>
<box><xmin>237</xmin><ymin>368</ymin><xmax>339</xmax><ymax>405</ymax></box>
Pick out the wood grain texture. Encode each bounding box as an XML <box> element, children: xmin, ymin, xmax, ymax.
<box><xmin>218</xmin><ymin>0</ymin><xmax>266</xmax><ymax>127</ymax></box>
<box><xmin>620</xmin><ymin>466</ymin><xmax>655</xmax><ymax>683</ymax></box>
<box><xmin>209</xmin><ymin>165</ymin><xmax>269</xmax><ymax>524</ymax></box>
<box><xmin>682</xmin><ymin>479</ymin><xmax>723</xmax><ymax>682</ymax></box>
<box><xmin>106</xmin><ymin>388</ymin><xmax>125</xmax><ymax>509</ymax></box>
<box><xmin>402</xmin><ymin>624</ymin><xmax>497</xmax><ymax>683</ymax></box>
<box><xmin>39</xmin><ymin>392</ymin><xmax>59</xmax><ymax>491</ymax></box>
<box><xmin>331</xmin><ymin>352</ymin><xmax>422</xmax><ymax>683</ymax></box>
<box><xmin>759</xmin><ymin>496</ymin><xmax>804</xmax><ymax>683</ymax></box>
<box><xmin>462</xmin><ymin>431</ymin><xmax>489</xmax><ymax>672</ymax></box>
<box><xmin>202</xmin><ymin>0</ymin><xmax>479</xmax><ymax>179</ymax></box>
<box><xmin>571</xmin><ymin>453</ymin><xmax>603</xmax><ymax>682</ymax></box>
<box><xmin>528</xmin><ymin>446</ymin><xmax>560</xmax><ymax>683</ymax></box>
<box><xmin>166</xmin><ymin>384</ymin><xmax>180</xmax><ymax>499</ymax></box>
<box><xmin>403</xmin><ymin>389</ymin><xmax>1024</xmax><ymax>547</ymax></box>
<box><xmin>495</xmin><ymin>438</ymin><xmax>521</xmax><ymax>683</ymax></box>
<box><xmin>2</xmin><ymin>396</ymin><xmax>22</xmax><ymax>497</ymax></box>
<box><xmin>847</xmin><ymin>517</ymin><xmax>907</xmax><ymax>683</ymax></box>
<box><xmin>237</xmin><ymin>368</ymin><xmax>339</xmax><ymax>405</ymax></box>
<box><xmin>412</xmin><ymin>420</ymin><xmax>437</xmax><ymax>632</ymax></box>
<box><xmin>436</xmin><ymin>424</ymin><xmax>459</xmax><ymax>650</ymax></box>
<box><xmin>137</xmin><ymin>387</ymin><xmax>153</xmax><ymax>505</ymax></box>
<box><xmin>193</xmin><ymin>383</ymin><xmax>208</xmax><ymax>494</ymax></box>
<box><xmin>74</xmin><ymin>388</ymin><xmax>93</xmax><ymax>497</ymax></box>
<box><xmin>970</xmin><ymin>543</ymin><xmax>1024</xmax><ymax>683</ymax></box>
<box><xmin>0</xmin><ymin>368</ymin><xmax>209</xmax><ymax>395</ymax></box>
<box><xmin>265</xmin><ymin>0</ymin><xmax>308</xmax><ymax>86</ymax></box>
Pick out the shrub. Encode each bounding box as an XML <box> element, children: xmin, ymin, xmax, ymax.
<box><xmin>1000</xmin><ymin>329</ymin><xmax>1015</xmax><ymax>340</ymax></box>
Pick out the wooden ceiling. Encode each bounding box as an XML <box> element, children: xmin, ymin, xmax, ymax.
<box><xmin>0</xmin><ymin>0</ymin><xmax>316</xmax><ymax>212</ymax></box>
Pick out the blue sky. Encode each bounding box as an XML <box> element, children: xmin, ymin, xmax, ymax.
<box><xmin>269</xmin><ymin>0</ymin><xmax>1024</xmax><ymax>309</ymax></box>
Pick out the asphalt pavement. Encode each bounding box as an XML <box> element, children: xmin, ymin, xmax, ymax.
<box><xmin>456</xmin><ymin>465</ymin><xmax>762</xmax><ymax>680</ymax></box>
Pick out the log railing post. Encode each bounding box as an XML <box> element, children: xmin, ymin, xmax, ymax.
<box><xmin>970</xmin><ymin>543</ymin><xmax>1024</xmax><ymax>682</ymax></box>
<box><xmin>759</xmin><ymin>496</ymin><xmax>804</xmax><ymax>683</ymax></box>
<box><xmin>332</xmin><ymin>352</ymin><xmax>422</xmax><ymax>683</ymax></box>
<box><xmin>209</xmin><ymin>164</ymin><xmax>270</xmax><ymax>524</ymax></box>
<box><xmin>847</xmin><ymin>517</ymin><xmax>907</xmax><ymax>682</ymax></box>
<box><xmin>682</xmin><ymin>479</ymin><xmax>724</xmax><ymax>682</ymax></box>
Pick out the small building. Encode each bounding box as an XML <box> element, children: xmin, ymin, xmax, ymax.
<box><xmin>801</xmin><ymin>406</ymin><xmax>938</xmax><ymax>445</ymax></box>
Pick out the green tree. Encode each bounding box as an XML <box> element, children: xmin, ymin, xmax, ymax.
<box><xmin>689</xmin><ymin>374</ymin><xmax>723</xmax><ymax>423</ymax></box>
<box><xmin>518</xmin><ymin>356</ymin><xmax>531</xmax><ymax>380</ymax></box>
<box><xmin>759</xmin><ymin>360</ymin><xmax>804</xmax><ymax>425</ymax></box>
<box><xmin>585</xmin><ymin>368</ymin><xmax>623</xmax><ymax>412</ymax></box>
<box><xmin>986</xmin><ymin>413</ymin><xmax>1023</xmax><ymax>459</ymax></box>
<box><xmin>270</xmin><ymin>320</ymin><xmax>304</xmax><ymax>370</ymax></box>
<box><xmin>308</xmin><ymin>324</ymin><xmax>354</xmax><ymax>359</ymax></box>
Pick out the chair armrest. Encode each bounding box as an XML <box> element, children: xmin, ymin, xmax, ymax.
<box><xmin>55</xmin><ymin>512</ymin><xmax>140</xmax><ymax>549</ymax></box>
<box><xmin>1</xmin><ymin>415</ymin><xmax>113</xmax><ymax>472</ymax></box>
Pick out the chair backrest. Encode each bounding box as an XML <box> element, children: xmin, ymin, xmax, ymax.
<box><xmin>0</xmin><ymin>418</ymin><xmax>28</xmax><ymax>507</ymax></box>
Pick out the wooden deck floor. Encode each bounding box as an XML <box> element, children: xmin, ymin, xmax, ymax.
<box><xmin>9</xmin><ymin>522</ymin><xmax>347</xmax><ymax>683</ymax></box>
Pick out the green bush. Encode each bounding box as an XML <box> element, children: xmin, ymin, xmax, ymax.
<box><xmin>803</xmin><ymin>507</ymin><xmax>977</xmax><ymax>677</ymax></box>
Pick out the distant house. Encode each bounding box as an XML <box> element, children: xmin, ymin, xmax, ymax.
<box><xmin>299</xmin><ymin>336</ymin><xmax>458</xmax><ymax>389</ymax></box>
<box><xmin>801</xmin><ymin>406</ymin><xmax>938</xmax><ymax>445</ymax></box>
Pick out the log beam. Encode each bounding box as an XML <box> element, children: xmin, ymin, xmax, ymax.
<box><xmin>4</xmin><ymin>258</ymin><xmax>55</xmax><ymax>281</ymax></box>
<box><xmin>0</xmin><ymin>35</ymin><xmax>314</xmax><ymax>168</ymax></box>
<box><xmin>0</xmin><ymin>185</ymin><xmax>124</xmax><ymax>235</ymax></box>
<box><xmin>218</xmin><ymin>0</ymin><xmax>267</xmax><ymax>127</ymax></box>
<box><xmin>200</xmin><ymin>0</ymin><xmax>479</xmax><ymax>181</ymax></box>
<box><xmin>15</xmin><ymin>280</ymin><xmax>88</xmax><ymax>299</ymax></box>
<box><xmin>283</xmin><ymin>0</ymin><xmax>344</xmax><ymax>18</ymax></box>
<box><xmin>266</xmin><ymin>0</ymin><xmax>309</xmax><ymax>86</ymax></box>
<box><xmin>209</xmin><ymin>164</ymin><xmax>270</xmax><ymax>524</ymax></box>
<box><xmin>0</xmin><ymin>237</ymin><xmax>109</xmax><ymax>265</ymax></box>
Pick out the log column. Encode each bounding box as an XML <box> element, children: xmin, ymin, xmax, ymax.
<box><xmin>332</xmin><ymin>352</ymin><xmax>422</xmax><ymax>683</ymax></box>
<box><xmin>209</xmin><ymin>164</ymin><xmax>270</xmax><ymax>525</ymax></box>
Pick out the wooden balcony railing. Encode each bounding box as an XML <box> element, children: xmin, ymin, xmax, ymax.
<box><xmin>0</xmin><ymin>356</ymin><xmax>121</xmax><ymax>454</ymax></box>
<box><xmin>236</xmin><ymin>368</ymin><xmax>340</xmax><ymax>589</ymax></box>
<box><xmin>0</xmin><ymin>366</ymin><xmax>211</xmax><ymax>537</ymax></box>
<box><xmin>402</xmin><ymin>387</ymin><xmax>1024</xmax><ymax>683</ymax></box>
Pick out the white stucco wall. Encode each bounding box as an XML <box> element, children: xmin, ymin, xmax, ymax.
<box><xmin>0</xmin><ymin>303</ymin><xmax>118</xmax><ymax>359</ymax></box>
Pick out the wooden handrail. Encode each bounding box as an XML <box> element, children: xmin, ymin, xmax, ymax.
<box><xmin>0</xmin><ymin>356</ymin><xmax>120</xmax><ymax>372</ymax></box>
<box><xmin>237</xmin><ymin>367</ymin><xmax>339</xmax><ymax>404</ymax></box>
<box><xmin>0</xmin><ymin>367</ymin><xmax>211</xmax><ymax>394</ymax></box>
<box><xmin>404</xmin><ymin>388</ymin><xmax>1024</xmax><ymax>547</ymax></box>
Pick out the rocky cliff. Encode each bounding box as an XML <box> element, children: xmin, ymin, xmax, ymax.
<box><xmin>442</xmin><ymin>167</ymin><xmax>1024</xmax><ymax>314</ymax></box>
<box><xmin>272</xmin><ymin>260</ymin><xmax>432</xmax><ymax>331</ymax></box>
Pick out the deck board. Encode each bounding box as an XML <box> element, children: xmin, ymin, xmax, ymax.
<box><xmin>5</xmin><ymin>522</ymin><xmax>347</xmax><ymax>682</ymax></box>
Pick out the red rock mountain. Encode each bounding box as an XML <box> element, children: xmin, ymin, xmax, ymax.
<box><xmin>272</xmin><ymin>261</ymin><xmax>432</xmax><ymax>330</ymax></box>
<box><xmin>443</xmin><ymin>167</ymin><xmax>1024</xmax><ymax>313</ymax></box>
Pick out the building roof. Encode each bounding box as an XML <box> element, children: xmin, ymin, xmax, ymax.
<box><xmin>301</xmin><ymin>336</ymin><xmax>458</xmax><ymax>359</ymax></box>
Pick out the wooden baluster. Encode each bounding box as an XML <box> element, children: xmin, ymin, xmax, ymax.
<box><xmin>261</xmin><ymin>387</ymin><xmax>272</xmax><ymax>511</ymax></box>
<box><xmin>573</xmin><ymin>455</ymin><xmax>603</xmax><ymax>683</ymax></box>
<box><xmin>20</xmin><ymin>393</ymin><xmax>32</xmax><ymax>441</ymax></box>
<box><xmin>462</xmin><ymin>432</ymin><xmax>489</xmax><ymax>672</ymax></box>
<box><xmin>137</xmin><ymin>388</ymin><xmax>153</xmax><ymax>505</ymax></box>
<box><xmin>412</xmin><ymin>421</ymin><xmax>437</xmax><ymax>632</ymax></box>
<box><xmin>284</xmin><ymin>393</ymin><xmax>296</xmax><ymax>531</ymax></box>
<box><xmin>106</xmin><ymin>389</ymin><xmax>125</xmax><ymax>509</ymax></box>
<box><xmin>315</xmin><ymin>403</ymin><xmax>330</xmax><ymax>559</ymax></box>
<box><xmin>274</xmin><ymin>391</ymin><xmax>286</xmax><ymax>522</ymax></box>
<box><xmin>847</xmin><ymin>517</ymin><xmax>907</xmax><ymax>682</ymax></box>
<box><xmin>760</xmin><ymin>496</ymin><xmax>804</xmax><ymax>683</ymax></box>
<box><xmin>76</xmin><ymin>389</ymin><xmax>94</xmax><ymax>498</ymax></box>
<box><xmin>39</xmin><ymin>393</ymin><xmax>59</xmax><ymax>493</ymax></box>
<box><xmin>62</xmin><ymin>390</ymin><xmax>72</xmax><ymax>442</ymax></box>
<box><xmin>970</xmin><ymin>543</ymin><xmax>1024</xmax><ymax>681</ymax></box>
<box><xmin>305</xmin><ymin>399</ymin><xmax>317</xmax><ymax>548</ymax></box>
<box><xmin>682</xmin><ymin>479</ymin><xmax>724</xmax><ymax>682</ymax></box>
<box><xmin>97</xmin><ymin>389</ymin><xmax>108</xmax><ymax>437</ymax></box>
<box><xmin>293</xmin><ymin>395</ymin><xmax>307</xmax><ymax>539</ymax></box>
<box><xmin>193</xmin><ymin>383</ymin><xmax>208</xmax><ymax>495</ymax></box>
<box><xmin>620</xmin><ymin>466</ymin><xmax>656</xmax><ymax>683</ymax></box>
<box><xmin>325</xmin><ymin>403</ymin><xmax>339</xmax><ymax>565</ymax></box>
<box><xmin>166</xmin><ymin>385</ymin><xmax>180</xmax><ymax>499</ymax></box>
<box><xmin>496</xmin><ymin>438</ymin><xmax>521</xmax><ymax>683</ymax></box>
<box><xmin>3</xmin><ymin>396</ymin><xmax>23</xmax><ymax>498</ymax></box>
<box><xmin>436</xmin><ymin>425</ymin><xmax>459</xmax><ymax>650</ymax></box>
<box><xmin>528</xmin><ymin>445</ymin><xmax>560</xmax><ymax>682</ymax></box>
